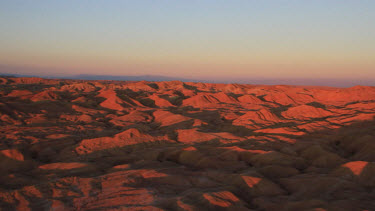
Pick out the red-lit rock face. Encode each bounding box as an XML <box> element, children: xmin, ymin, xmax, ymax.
<box><xmin>0</xmin><ymin>77</ymin><xmax>375</xmax><ymax>210</ymax></box>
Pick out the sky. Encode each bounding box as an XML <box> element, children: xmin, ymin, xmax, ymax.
<box><xmin>0</xmin><ymin>1</ymin><xmax>375</xmax><ymax>85</ymax></box>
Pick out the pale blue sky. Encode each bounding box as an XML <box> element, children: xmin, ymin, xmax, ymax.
<box><xmin>1</xmin><ymin>1</ymin><xmax>374</xmax><ymax>84</ymax></box>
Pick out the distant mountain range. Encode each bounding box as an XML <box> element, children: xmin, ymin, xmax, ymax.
<box><xmin>0</xmin><ymin>72</ymin><xmax>198</xmax><ymax>82</ymax></box>
<box><xmin>65</xmin><ymin>74</ymin><xmax>198</xmax><ymax>82</ymax></box>
<box><xmin>1</xmin><ymin>64</ymin><xmax>374</xmax><ymax>87</ymax></box>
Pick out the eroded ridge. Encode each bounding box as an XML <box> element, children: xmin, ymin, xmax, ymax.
<box><xmin>1</xmin><ymin>77</ymin><xmax>375</xmax><ymax>210</ymax></box>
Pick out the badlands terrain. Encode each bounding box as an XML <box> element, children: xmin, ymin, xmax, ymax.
<box><xmin>0</xmin><ymin>76</ymin><xmax>375</xmax><ymax>211</ymax></box>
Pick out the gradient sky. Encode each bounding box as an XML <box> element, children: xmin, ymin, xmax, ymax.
<box><xmin>1</xmin><ymin>1</ymin><xmax>375</xmax><ymax>83</ymax></box>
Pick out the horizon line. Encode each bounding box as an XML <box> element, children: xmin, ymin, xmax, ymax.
<box><xmin>1</xmin><ymin>72</ymin><xmax>375</xmax><ymax>88</ymax></box>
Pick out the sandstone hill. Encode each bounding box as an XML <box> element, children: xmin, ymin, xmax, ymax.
<box><xmin>0</xmin><ymin>77</ymin><xmax>375</xmax><ymax>210</ymax></box>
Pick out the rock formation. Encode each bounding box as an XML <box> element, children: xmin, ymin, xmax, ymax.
<box><xmin>0</xmin><ymin>76</ymin><xmax>374</xmax><ymax>210</ymax></box>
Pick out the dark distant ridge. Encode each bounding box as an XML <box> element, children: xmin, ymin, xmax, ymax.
<box><xmin>1</xmin><ymin>62</ymin><xmax>375</xmax><ymax>87</ymax></box>
<box><xmin>0</xmin><ymin>73</ymin><xmax>199</xmax><ymax>82</ymax></box>
<box><xmin>1</xmin><ymin>72</ymin><xmax>375</xmax><ymax>87</ymax></box>
<box><xmin>65</xmin><ymin>74</ymin><xmax>197</xmax><ymax>82</ymax></box>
